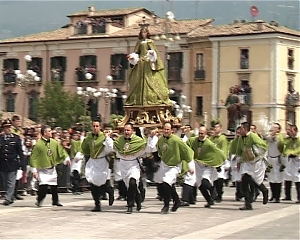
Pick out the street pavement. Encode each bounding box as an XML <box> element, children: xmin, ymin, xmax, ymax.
<box><xmin>0</xmin><ymin>184</ymin><xmax>299</xmax><ymax>239</ymax></box>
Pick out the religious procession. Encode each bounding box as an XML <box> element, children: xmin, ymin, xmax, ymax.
<box><xmin>0</xmin><ymin>25</ymin><xmax>299</xmax><ymax>216</ymax></box>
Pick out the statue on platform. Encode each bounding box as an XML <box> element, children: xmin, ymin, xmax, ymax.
<box><xmin>224</xmin><ymin>86</ymin><xmax>241</xmax><ymax>132</ymax></box>
<box><xmin>125</xmin><ymin>27</ymin><xmax>172</xmax><ymax>106</ymax></box>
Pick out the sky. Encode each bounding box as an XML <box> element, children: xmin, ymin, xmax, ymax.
<box><xmin>0</xmin><ymin>0</ymin><xmax>299</xmax><ymax>40</ymax></box>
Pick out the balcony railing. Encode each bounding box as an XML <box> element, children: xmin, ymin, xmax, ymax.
<box><xmin>286</xmin><ymin>93</ymin><xmax>299</xmax><ymax>107</ymax></box>
<box><xmin>168</xmin><ymin>67</ymin><xmax>181</xmax><ymax>81</ymax></box>
<box><xmin>240</xmin><ymin>59</ymin><xmax>249</xmax><ymax>69</ymax></box>
<box><xmin>51</xmin><ymin>70</ymin><xmax>65</xmax><ymax>82</ymax></box>
<box><xmin>3</xmin><ymin>73</ymin><xmax>16</xmax><ymax>83</ymax></box>
<box><xmin>238</xmin><ymin>93</ymin><xmax>252</xmax><ymax>105</ymax></box>
<box><xmin>194</xmin><ymin>69</ymin><xmax>206</xmax><ymax>80</ymax></box>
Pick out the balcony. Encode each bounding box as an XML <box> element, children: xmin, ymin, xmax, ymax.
<box><xmin>3</xmin><ymin>71</ymin><xmax>16</xmax><ymax>84</ymax></box>
<box><xmin>168</xmin><ymin>67</ymin><xmax>181</xmax><ymax>81</ymax></box>
<box><xmin>76</xmin><ymin>67</ymin><xmax>97</xmax><ymax>82</ymax></box>
<box><xmin>51</xmin><ymin>68</ymin><xmax>65</xmax><ymax>82</ymax></box>
<box><xmin>286</xmin><ymin>92</ymin><xmax>300</xmax><ymax>107</ymax></box>
<box><xmin>194</xmin><ymin>69</ymin><xmax>206</xmax><ymax>80</ymax></box>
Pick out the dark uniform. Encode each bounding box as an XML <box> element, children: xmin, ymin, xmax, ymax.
<box><xmin>0</xmin><ymin>119</ymin><xmax>25</xmax><ymax>205</ymax></box>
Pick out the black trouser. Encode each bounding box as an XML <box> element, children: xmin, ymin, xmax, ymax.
<box><xmin>236</xmin><ymin>181</ymin><xmax>244</xmax><ymax>199</ymax></box>
<box><xmin>161</xmin><ymin>182</ymin><xmax>180</xmax><ymax>207</ymax></box>
<box><xmin>37</xmin><ymin>185</ymin><xmax>59</xmax><ymax>204</ymax></box>
<box><xmin>157</xmin><ymin>183</ymin><xmax>163</xmax><ymax>200</ymax></box>
<box><xmin>71</xmin><ymin>170</ymin><xmax>81</xmax><ymax>193</ymax></box>
<box><xmin>90</xmin><ymin>184</ymin><xmax>106</xmax><ymax>206</ymax></box>
<box><xmin>284</xmin><ymin>180</ymin><xmax>292</xmax><ymax>199</ymax></box>
<box><xmin>181</xmin><ymin>183</ymin><xmax>194</xmax><ymax>203</ymax></box>
<box><xmin>138</xmin><ymin>181</ymin><xmax>146</xmax><ymax>202</ymax></box>
<box><xmin>127</xmin><ymin>178</ymin><xmax>141</xmax><ymax>208</ymax></box>
<box><xmin>295</xmin><ymin>182</ymin><xmax>300</xmax><ymax>201</ymax></box>
<box><xmin>241</xmin><ymin>174</ymin><xmax>255</xmax><ymax>208</ymax></box>
<box><xmin>199</xmin><ymin>179</ymin><xmax>213</xmax><ymax>204</ymax></box>
<box><xmin>143</xmin><ymin>157</ymin><xmax>155</xmax><ymax>181</ymax></box>
<box><xmin>214</xmin><ymin>178</ymin><xmax>224</xmax><ymax>201</ymax></box>
<box><xmin>116</xmin><ymin>180</ymin><xmax>127</xmax><ymax>199</ymax></box>
<box><xmin>269</xmin><ymin>182</ymin><xmax>282</xmax><ymax>201</ymax></box>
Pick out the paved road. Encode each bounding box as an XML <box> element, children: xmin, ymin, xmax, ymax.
<box><xmin>0</xmin><ymin>185</ymin><xmax>299</xmax><ymax>239</ymax></box>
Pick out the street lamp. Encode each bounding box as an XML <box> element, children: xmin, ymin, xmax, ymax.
<box><xmin>170</xmin><ymin>94</ymin><xmax>192</xmax><ymax>124</ymax></box>
<box><xmin>15</xmin><ymin>55</ymin><xmax>41</xmax><ymax>126</ymax></box>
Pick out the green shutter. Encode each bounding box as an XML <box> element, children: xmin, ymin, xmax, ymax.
<box><xmin>61</xmin><ymin>57</ymin><xmax>66</xmax><ymax>72</ymax></box>
<box><xmin>178</xmin><ymin>52</ymin><xmax>183</xmax><ymax>69</ymax></box>
<box><xmin>79</xmin><ymin>56</ymin><xmax>85</xmax><ymax>67</ymax></box>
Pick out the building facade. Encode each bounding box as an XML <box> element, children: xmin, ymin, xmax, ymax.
<box><xmin>189</xmin><ymin>20</ymin><xmax>300</xmax><ymax>131</ymax></box>
<box><xmin>0</xmin><ymin>6</ymin><xmax>214</xmax><ymax>127</ymax></box>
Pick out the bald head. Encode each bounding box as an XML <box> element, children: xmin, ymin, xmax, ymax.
<box><xmin>198</xmin><ymin>126</ymin><xmax>207</xmax><ymax>140</ymax></box>
<box><xmin>163</xmin><ymin>123</ymin><xmax>172</xmax><ymax>137</ymax></box>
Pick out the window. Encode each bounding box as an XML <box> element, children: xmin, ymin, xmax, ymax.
<box><xmin>28</xmin><ymin>96</ymin><xmax>38</xmax><ymax>121</ymax></box>
<box><xmin>196</xmin><ymin>96</ymin><xmax>203</xmax><ymax>116</ymax></box>
<box><xmin>286</xmin><ymin>110</ymin><xmax>296</xmax><ymax>124</ymax></box>
<box><xmin>196</xmin><ymin>53</ymin><xmax>204</xmax><ymax>70</ymax></box>
<box><xmin>77</xmin><ymin>55</ymin><xmax>97</xmax><ymax>81</ymax></box>
<box><xmin>240</xmin><ymin>49</ymin><xmax>249</xmax><ymax>69</ymax></box>
<box><xmin>27</xmin><ymin>57</ymin><xmax>42</xmax><ymax>77</ymax></box>
<box><xmin>3</xmin><ymin>58</ymin><xmax>19</xmax><ymax>83</ymax></box>
<box><xmin>75</xmin><ymin>20</ymin><xmax>88</xmax><ymax>35</ymax></box>
<box><xmin>168</xmin><ymin>52</ymin><xmax>183</xmax><ymax>81</ymax></box>
<box><xmin>50</xmin><ymin>56</ymin><xmax>66</xmax><ymax>82</ymax></box>
<box><xmin>6</xmin><ymin>97</ymin><xmax>15</xmax><ymax>112</ymax></box>
<box><xmin>91</xmin><ymin>18</ymin><xmax>108</xmax><ymax>34</ymax></box>
<box><xmin>111</xmin><ymin>96</ymin><xmax>124</xmax><ymax>115</ymax></box>
<box><xmin>110</xmin><ymin>54</ymin><xmax>128</xmax><ymax>81</ymax></box>
<box><xmin>286</xmin><ymin>78</ymin><xmax>299</xmax><ymax>106</ymax></box>
<box><xmin>288</xmin><ymin>49</ymin><xmax>294</xmax><ymax>70</ymax></box>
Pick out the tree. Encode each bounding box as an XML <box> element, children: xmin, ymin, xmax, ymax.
<box><xmin>36</xmin><ymin>82</ymin><xmax>85</xmax><ymax>129</ymax></box>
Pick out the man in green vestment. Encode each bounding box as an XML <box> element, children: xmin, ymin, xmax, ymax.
<box><xmin>80</xmin><ymin>119</ymin><xmax>114</xmax><ymax>212</ymax></box>
<box><xmin>236</xmin><ymin>122</ymin><xmax>269</xmax><ymax>210</ymax></box>
<box><xmin>187</xmin><ymin>126</ymin><xmax>226</xmax><ymax>208</ymax></box>
<box><xmin>209</xmin><ymin>122</ymin><xmax>228</xmax><ymax>202</ymax></box>
<box><xmin>30</xmin><ymin>125</ymin><xmax>70</xmax><ymax>207</ymax></box>
<box><xmin>278</xmin><ymin>124</ymin><xmax>300</xmax><ymax>204</ymax></box>
<box><xmin>113</xmin><ymin>123</ymin><xmax>147</xmax><ymax>214</ymax></box>
<box><xmin>156</xmin><ymin>123</ymin><xmax>194</xmax><ymax>214</ymax></box>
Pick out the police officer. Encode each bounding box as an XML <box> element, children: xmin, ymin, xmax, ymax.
<box><xmin>0</xmin><ymin>119</ymin><xmax>25</xmax><ymax>205</ymax></box>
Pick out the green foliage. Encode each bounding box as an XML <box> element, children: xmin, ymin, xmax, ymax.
<box><xmin>78</xmin><ymin>115</ymin><xmax>92</xmax><ymax>132</ymax></box>
<box><xmin>36</xmin><ymin>82</ymin><xmax>85</xmax><ymax>129</ymax></box>
<box><xmin>109</xmin><ymin>114</ymin><xmax>124</xmax><ymax>129</ymax></box>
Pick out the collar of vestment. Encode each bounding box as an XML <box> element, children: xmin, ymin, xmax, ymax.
<box><xmin>114</xmin><ymin>134</ymin><xmax>146</xmax><ymax>156</ymax></box>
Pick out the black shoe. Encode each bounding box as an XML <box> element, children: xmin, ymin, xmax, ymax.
<box><xmin>171</xmin><ymin>201</ymin><xmax>181</xmax><ymax>212</ymax></box>
<box><xmin>204</xmin><ymin>203</ymin><xmax>211</xmax><ymax>208</ymax></box>
<box><xmin>109</xmin><ymin>189</ymin><xmax>114</xmax><ymax>206</ymax></box>
<box><xmin>161</xmin><ymin>206</ymin><xmax>169</xmax><ymax>214</ymax></box>
<box><xmin>282</xmin><ymin>198</ymin><xmax>292</xmax><ymax>201</ymax></box>
<box><xmin>91</xmin><ymin>205</ymin><xmax>101</xmax><ymax>212</ymax></box>
<box><xmin>239</xmin><ymin>205</ymin><xmax>253</xmax><ymax>210</ymax></box>
<box><xmin>180</xmin><ymin>201</ymin><xmax>190</xmax><ymax>207</ymax></box>
<box><xmin>262</xmin><ymin>190</ymin><xmax>269</xmax><ymax>205</ymax></box>
<box><xmin>14</xmin><ymin>195</ymin><xmax>24</xmax><ymax>200</ymax></box>
<box><xmin>275</xmin><ymin>199</ymin><xmax>280</xmax><ymax>203</ymax></box>
<box><xmin>295</xmin><ymin>201</ymin><xmax>300</xmax><ymax>204</ymax></box>
<box><xmin>3</xmin><ymin>200</ymin><xmax>12</xmax><ymax>206</ymax></box>
<box><xmin>52</xmin><ymin>202</ymin><xmax>63</xmax><ymax>207</ymax></box>
<box><xmin>269</xmin><ymin>197</ymin><xmax>274</xmax><ymax>201</ymax></box>
<box><xmin>235</xmin><ymin>197</ymin><xmax>242</xmax><ymax>201</ymax></box>
<box><xmin>126</xmin><ymin>207</ymin><xmax>133</xmax><ymax>214</ymax></box>
<box><xmin>253</xmin><ymin>191</ymin><xmax>260</xmax><ymax>202</ymax></box>
<box><xmin>215</xmin><ymin>197</ymin><xmax>222</xmax><ymax>203</ymax></box>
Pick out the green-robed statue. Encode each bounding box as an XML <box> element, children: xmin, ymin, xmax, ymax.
<box><xmin>125</xmin><ymin>28</ymin><xmax>172</xmax><ymax>106</ymax></box>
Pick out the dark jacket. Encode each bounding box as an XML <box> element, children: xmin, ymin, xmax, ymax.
<box><xmin>0</xmin><ymin>134</ymin><xmax>25</xmax><ymax>172</ymax></box>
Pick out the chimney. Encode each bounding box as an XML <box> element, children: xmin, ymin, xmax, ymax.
<box><xmin>88</xmin><ymin>5</ymin><xmax>95</xmax><ymax>16</ymax></box>
<box><xmin>256</xmin><ymin>20</ymin><xmax>264</xmax><ymax>31</ymax></box>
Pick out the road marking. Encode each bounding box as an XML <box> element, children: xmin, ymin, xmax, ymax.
<box><xmin>172</xmin><ymin>205</ymin><xmax>300</xmax><ymax>239</ymax></box>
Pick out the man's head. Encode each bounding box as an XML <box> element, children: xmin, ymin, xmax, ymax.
<box><xmin>11</xmin><ymin>115</ymin><xmax>21</xmax><ymax>128</ymax></box>
<box><xmin>235</xmin><ymin>126</ymin><xmax>241</xmax><ymax>137</ymax></box>
<box><xmin>41</xmin><ymin>125</ymin><xmax>52</xmax><ymax>139</ymax></box>
<box><xmin>250</xmin><ymin>124</ymin><xmax>257</xmax><ymax>133</ymax></box>
<box><xmin>213</xmin><ymin>123</ymin><xmax>222</xmax><ymax>135</ymax></box>
<box><xmin>163</xmin><ymin>123</ymin><xmax>172</xmax><ymax>137</ymax></box>
<box><xmin>240</xmin><ymin>122</ymin><xmax>250</xmax><ymax>136</ymax></box>
<box><xmin>92</xmin><ymin>120</ymin><xmax>101</xmax><ymax>134</ymax></box>
<box><xmin>272</xmin><ymin>123</ymin><xmax>281</xmax><ymax>134</ymax></box>
<box><xmin>124</xmin><ymin>123</ymin><xmax>134</xmax><ymax>138</ymax></box>
<box><xmin>198</xmin><ymin>126</ymin><xmax>207</xmax><ymax>141</ymax></box>
<box><xmin>1</xmin><ymin>119</ymin><xmax>12</xmax><ymax>135</ymax></box>
<box><xmin>288</xmin><ymin>124</ymin><xmax>298</xmax><ymax>138</ymax></box>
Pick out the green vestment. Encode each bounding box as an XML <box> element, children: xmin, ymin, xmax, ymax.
<box><xmin>70</xmin><ymin>139</ymin><xmax>82</xmax><ymax>159</ymax></box>
<box><xmin>125</xmin><ymin>39</ymin><xmax>172</xmax><ymax>106</ymax></box>
<box><xmin>157</xmin><ymin>134</ymin><xmax>193</xmax><ymax>171</ymax></box>
<box><xmin>280</xmin><ymin>136</ymin><xmax>300</xmax><ymax>157</ymax></box>
<box><xmin>81</xmin><ymin>132</ymin><xmax>106</xmax><ymax>159</ymax></box>
<box><xmin>30</xmin><ymin>138</ymin><xmax>69</xmax><ymax>169</ymax></box>
<box><xmin>113</xmin><ymin>134</ymin><xmax>147</xmax><ymax>157</ymax></box>
<box><xmin>209</xmin><ymin>134</ymin><xmax>228</xmax><ymax>157</ymax></box>
<box><xmin>236</xmin><ymin>132</ymin><xmax>267</xmax><ymax>162</ymax></box>
<box><xmin>187</xmin><ymin>137</ymin><xmax>226</xmax><ymax>167</ymax></box>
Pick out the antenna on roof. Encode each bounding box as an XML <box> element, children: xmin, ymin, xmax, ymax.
<box><xmin>250</xmin><ymin>6</ymin><xmax>259</xmax><ymax>22</ymax></box>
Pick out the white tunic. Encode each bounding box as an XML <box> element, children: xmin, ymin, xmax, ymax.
<box><xmin>240</xmin><ymin>159</ymin><xmax>266</xmax><ymax>185</ymax></box>
<box><xmin>266</xmin><ymin>135</ymin><xmax>283</xmax><ymax>183</ymax></box>
<box><xmin>113</xmin><ymin>159</ymin><xmax>123</xmax><ymax>182</ymax></box>
<box><xmin>184</xmin><ymin>160</ymin><xmax>196</xmax><ymax>186</ymax></box>
<box><xmin>288</xmin><ymin>156</ymin><xmax>300</xmax><ymax>182</ymax></box>
<box><xmin>283</xmin><ymin>156</ymin><xmax>293</xmax><ymax>181</ymax></box>
<box><xmin>194</xmin><ymin>161</ymin><xmax>218</xmax><ymax>186</ymax></box>
<box><xmin>217</xmin><ymin>159</ymin><xmax>231</xmax><ymax>180</ymax></box>
<box><xmin>38</xmin><ymin>167</ymin><xmax>58</xmax><ymax>185</ymax></box>
<box><xmin>230</xmin><ymin>155</ymin><xmax>242</xmax><ymax>182</ymax></box>
<box><xmin>85</xmin><ymin>137</ymin><xmax>114</xmax><ymax>186</ymax></box>
<box><xmin>154</xmin><ymin>160</ymin><xmax>182</xmax><ymax>186</ymax></box>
